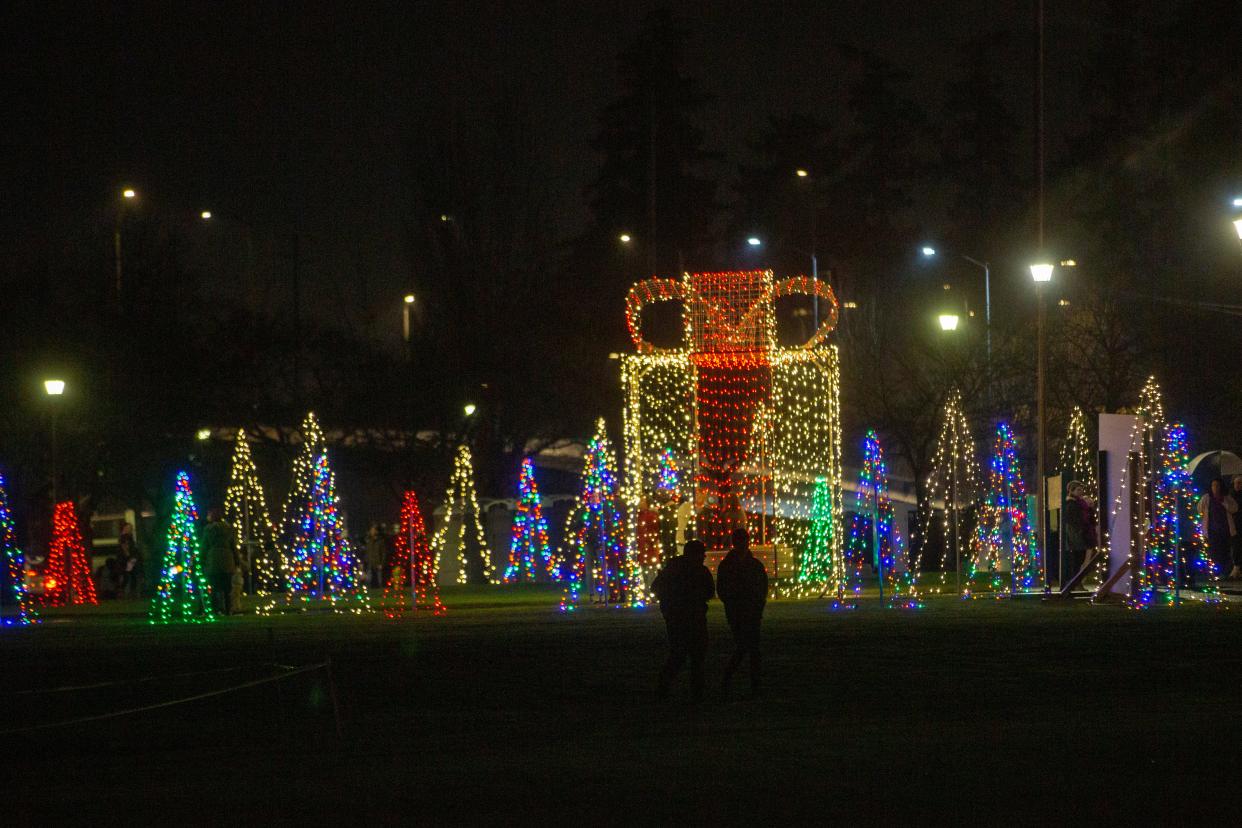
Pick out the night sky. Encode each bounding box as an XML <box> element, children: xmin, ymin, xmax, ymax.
<box><xmin>10</xmin><ymin>0</ymin><xmax>1097</xmax><ymax>338</ymax></box>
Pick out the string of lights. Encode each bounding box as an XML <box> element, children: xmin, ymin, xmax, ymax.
<box><xmin>43</xmin><ymin>501</ymin><xmax>97</xmax><ymax>606</ymax></box>
<box><xmin>385</xmin><ymin>490</ymin><xmax>444</xmax><ymax>617</ymax></box>
<box><xmin>149</xmin><ymin>472</ymin><xmax>214</xmax><ymax>624</ymax></box>
<box><xmin>431</xmin><ymin>445</ymin><xmax>494</xmax><ymax>584</ymax></box>
<box><xmin>503</xmin><ymin>458</ymin><xmax>557</xmax><ymax>582</ymax></box>
<box><xmin>967</xmin><ymin>423</ymin><xmax>1041</xmax><ymax>597</ymax></box>
<box><xmin>560</xmin><ymin>419</ymin><xmax>645</xmax><ymax>610</ymax></box>
<box><xmin>916</xmin><ymin>389</ymin><xmax>979</xmax><ymax>594</ymax></box>
<box><xmin>621</xmin><ymin>269</ymin><xmax>842</xmax><ymax>592</ymax></box>
<box><xmin>0</xmin><ymin>472</ymin><xmax>37</xmax><ymax>625</ymax></box>
<box><xmin>837</xmin><ymin>430</ymin><xmax>920</xmax><ymax>609</ymax></box>
<box><xmin>283</xmin><ymin>452</ymin><xmax>369</xmax><ymax>612</ymax></box>
<box><xmin>223</xmin><ymin>430</ymin><xmax>284</xmax><ymax>598</ymax></box>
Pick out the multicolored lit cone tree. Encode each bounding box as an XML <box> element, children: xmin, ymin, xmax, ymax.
<box><xmin>150</xmin><ymin>472</ymin><xmax>214</xmax><ymax>624</ymax></box>
<box><xmin>384</xmin><ymin>490</ymin><xmax>444</xmax><ymax>617</ymax></box>
<box><xmin>43</xmin><ymin>501</ymin><xmax>97</xmax><ymax>606</ymax></box>
<box><xmin>837</xmin><ymin>430</ymin><xmax>919</xmax><ymax>609</ymax></box>
<box><xmin>431</xmin><ymin>445</ymin><xmax>494</xmax><ymax>584</ymax></box>
<box><xmin>503</xmin><ymin>458</ymin><xmax>557</xmax><ymax>582</ymax></box>
<box><xmin>0</xmin><ymin>472</ymin><xmax>37</xmax><ymax>625</ymax></box>
<box><xmin>968</xmin><ymin>423</ymin><xmax>1041</xmax><ymax>596</ymax></box>
<box><xmin>224</xmin><ymin>430</ymin><xmax>283</xmax><ymax>595</ymax></box>
<box><xmin>794</xmin><ymin>475</ymin><xmax>838</xmax><ymax>595</ymax></box>
<box><xmin>1136</xmin><ymin>422</ymin><xmax>1222</xmax><ymax>607</ymax></box>
<box><xmin>284</xmin><ymin>452</ymin><xmax>369</xmax><ymax>613</ymax></box>
<box><xmin>560</xmin><ymin>419</ymin><xmax>645</xmax><ymax>610</ymax></box>
<box><xmin>278</xmin><ymin>411</ymin><xmax>327</xmax><ymax>554</ymax></box>
<box><xmin>916</xmin><ymin>389</ymin><xmax>978</xmax><ymax>594</ymax></box>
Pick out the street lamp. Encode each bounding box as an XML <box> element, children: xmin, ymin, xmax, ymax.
<box><xmin>922</xmin><ymin>245</ymin><xmax>993</xmax><ymax>400</ymax></box>
<box><xmin>1233</xmin><ymin>218</ymin><xmax>1242</xmax><ymax>241</ymax></box>
<box><xmin>618</xmin><ymin>233</ymin><xmax>632</xmax><ymax>244</ymax></box>
<box><xmin>794</xmin><ymin>168</ymin><xmax>809</xmax><ymax>178</ymax></box>
<box><xmin>938</xmin><ymin>313</ymin><xmax>960</xmax><ymax>331</ymax></box>
<box><xmin>463</xmin><ymin>403</ymin><xmax>477</xmax><ymax>417</ymax></box>
<box><xmin>115</xmin><ymin>188</ymin><xmax>137</xmax><ymax>304</ymax></box>
<box><xmin>402</xmin><ymin>294</ymin><xmax>416</xmax><ymax>343</ymax></box>
<box><xmin>44</xmin><ymin>379</ymin><xmax>65</xmax><ymax>504</ymax></box>
<box><xmin>1030</xmin><ymin>261</ymin><xmax>1054</xmax><ymax>589</ymax></box>
<box><xmin>746</xmin><ymin>236</ymin><xmax>762</xmax><ymax>247</ymax></box>
<box><xmin>200</xmin><ymin>211</ymin><xmax>212</xmax><ymax>220</ymax></box>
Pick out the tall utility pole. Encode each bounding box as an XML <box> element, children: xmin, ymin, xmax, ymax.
<box><xmin>1034</xmin><ymin>0</ymin><xmax>1048</xmax><ymax>588</ymax></box>
<box><xmin>647</xmin><ymin>91</ymin><xmax>658</xmax><ymax>277</ymax></box>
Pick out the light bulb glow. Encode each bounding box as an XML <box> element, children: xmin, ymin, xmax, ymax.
<box><xmin>938</xmin><ymin>314</ymin><xmax>960</xmax><ymax>331</ymax></box>
<box><xmin>1030</xmin><ymin>263</ymin><xmax>1054</xmax><ymax>282</ymax></box>
<box><xmin>44</xmin><ymin>379</ymin><xmax>65</xmax><ymax>396</ymax></box>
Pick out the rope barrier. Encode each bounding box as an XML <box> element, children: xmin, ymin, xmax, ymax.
<box><xmin>6</xmin><ymin>664</ymin><xmax>251</xmax><ymax>696</ymax></box>
<box><xmin>0</xmin><ymin>661</ymin><xmax>329</xmax><ymax>736</ymax></box>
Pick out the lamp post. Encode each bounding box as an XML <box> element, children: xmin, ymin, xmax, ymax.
<box><xmin>115</xmin><ymin>188</ymin><xmax>137</xmax><ymax>305</ymax></box>
<box><xmin>921</xmin><ymin>246</ymin><xmax>991</xmax><ymax>397</ymax></box>
<box><xmin>402</xmin><ymin>294</ymin><xmax>416</xmax><ymax>343</ymax></box>
<box><xmin>794</xmin><ymin>170</ymin><xmax>821</xmax><ymax>328</ymax></box>
<box><xmin>1030</xmin><ymin>262</ymin><xmax>1054</xmax><ymax>589</ymax></box>
<box><xmin>44</xmin><ymin>379</ymin><xmax>65</xmax><ymax>504</ymax></box>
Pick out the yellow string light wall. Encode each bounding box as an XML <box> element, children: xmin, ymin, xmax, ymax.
<box><xmin>621</xmin><ymin>270</ymin><xmax>842</xmax><ymax>585</ymax></box>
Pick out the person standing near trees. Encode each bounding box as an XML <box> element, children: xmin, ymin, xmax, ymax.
<box><xmin>202</xmin><ymin>507</ymin><xmax>240</xmax><ymax>614</ymax></box>
<box><xmin>651</xmin><ymin>540</ymin><xmax>714</xmax><ymax>702</ymax></box>
<box><xmin>1061</xmin><ymin>481</ymin><xmax>1097</xmax><ymax>586</ymax></box>
<box><xmin>1197</xmin><ymin>478</ymin><xmax>1237</xmax><ymax>581</ymax></box>
<box><xmin>717</xmin><ymin>527</ymin><xmax>768</xmax><ymax>697</ymax></box>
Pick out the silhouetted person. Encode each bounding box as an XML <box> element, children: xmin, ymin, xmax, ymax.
<box><xmin>202</xmin><ymin>507</ymin><xmax>239</xmax><ymax>614</ymax></box>
<box><xmin>651</xmin><ymin>540</ymin><xmax>714</xmax><ymax>702</ymax></box>
<box><xmin>717</xmin><ymin>527</ymin><xmax>767</xmax><ymax>696</ymax></box>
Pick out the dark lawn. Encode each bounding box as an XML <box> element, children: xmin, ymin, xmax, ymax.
<box><xmin>5</xmin><ymin>587</ymin><xmax>1239</xmax><ymax>825</ymax></box>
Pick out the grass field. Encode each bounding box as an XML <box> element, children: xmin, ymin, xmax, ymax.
<box><xmin>6</xmin><ymin>586</ymin><xmax>1241</xmax><ymax>824</ymax></box>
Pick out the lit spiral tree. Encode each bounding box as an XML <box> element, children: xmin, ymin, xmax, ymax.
<box><xmin>223</xmin><ymin>430</ymin><xmax>283</xmax><ymax>601</ymax></box>
<box><xmin>968</xmin><ymin>423</ymin><xmax>1041</xmax><ymax>596</ymax></box>
<box><xmin>0</xmin><ymin>472</ymin><xmax>37</xmax><ymax>625</ymax></box>
<box><xmin>838</xmin><ymin>430</ymin><xmax>919</xmax><ymax>609</ymax></box>
<box><xmin>43</xmin><ymin>501</ymin><xmax>97</xmax><ymax>607</ymax></box>
<box><xmin>560</xmin><ymin>418</ymin><xmax>645</xmax><ymax>611</ymax></box>
<box><xmin>503</xmin><ymin>458</ymin><xmax>557</xmax><ymax>582</ymax></box>
<box><xmin>283</xmin><ymin>451</ymin><xmax>369</xmax><ymax>613</ymax></box>
<box><xmin>431</xmin><ymin>445</ymin><xmax>494</xmax><ymax>585</ymax></box>
<box><xmin>150</xmin><ymin>472</ymin><xmax>214</xmax><ymax>624</ymax></box>
<box><xmin>384</xmin><ymin>490</ymin><xmax>444</xmax><ymax>617</ymax></box>
<box><xmin>916</xmin><ymin>389</ymin><xmax>979</xmax><ymax>595</ymax></box>
<box><xmin>1137</xmin><ymin>422</ymin><xmax>1223</xmax><ymax>607</ymax></box>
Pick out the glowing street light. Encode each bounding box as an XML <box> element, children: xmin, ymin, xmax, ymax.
<box><xmin>402</xmin><ymin>294</ymin><xmax>416</xmax><ymax>342</ymax></box>
<box><xmin>122</xmin><ymin>188</ymin><xmax>136</xmax><ymax>200</ymax></box>
<box><xmin>1029</xmin><ymin>263</ymin><xmax>1054</xmax><ymax>282</ymax></box>
<box><xmin>200</xmin><ymin>211</ymin><xmax>212</xmax><ymax>220</ymax></box>
<box><xmin>463</xmin><ymin>403</ymin><xmax>477</xmax><ymax>417</ymax></box>
<box><xmin>1234</xmin><ymin>218</ymin><xmax>1242</xmax><ymax>241</ymax></box>
<box><xmin>794</xmin><ymin>169</ymin><xmax>809</xmax><ymax>178</ymax></box>
<box><xmin>746</xmin><ymin>236</ymin><xmax>762</xmax><ymax>247</ymax></box>
<box><xmin>196</xmin><ymin>428</ymin><xmax>212</xmax><ymax>441</ymax></box>
<box><xmin>44</xmin><ymin>379</ymin><xmax>65</xmax><ymax>503</ymax></box>
<box><xmin>1233</xmin><ymin>197</ymin><xmax>1242</xmax><ymax>208</ymax></box>
<box><xmin>921</xmin><ymin>246</ymin><xmax>936</xmax><ymax>257</ymax></box>
<box><xmin>938</xmin><ymin>313</ymin><xmax>960</xmax><ymax>331</ymax></box>
<box><xmin>618</xmin><ymin>233</ymin><xmax>632</xmax><ymax>244</ymax></box>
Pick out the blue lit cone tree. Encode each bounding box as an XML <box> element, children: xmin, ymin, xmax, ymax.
<box><xmin>150</xmin><ymin>472</ymin><xmax>214</xmax><ymax>623</ymax></box>
<box><xmin>560</xmin><ymin>419</ymin><xmax>644</xmax><ymax>610</ymax></box>
<box><xmin>837</xmin><ymin>431</ymin><xmax>919</xmax><ymax>608</ymax></box>
<box><xmin>503</xmin><ymin>458</ymin><xmax>557</xmax><ymax>582</ymax></box>
<box><xmin>0</xmin><ymin>471</ymin><xmax>36</xmax><ymax>625</ymax></box>
<box><xmin>967</xmin><ymin>423</ymin><xmax>1040</xmax><ymax>596</ymax></box>
<box><xmin>284</xmin><ymin>452</ymin><xmax>369</xmax><ymax>612</ymax></box>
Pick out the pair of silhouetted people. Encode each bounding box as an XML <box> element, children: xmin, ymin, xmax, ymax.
<box><xmin>652</xmin><ymin>528</ymin><xmax>767</xmax><ymax>701</ymax></box>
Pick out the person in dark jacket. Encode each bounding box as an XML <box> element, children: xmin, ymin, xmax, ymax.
<box><xmin>651</xmin><ymin>540</ymin><xmax>714</xmax><ymax>702</ymax></box>
<box><xmin>202</xmin><ymin>507</ymin><xmax>239</xmax><ymax>614</ymax></box>
<box><xmin>1061</xmin><ymin>481</ymin><xmax>1097</xmax><ymax>586</ymax></box>
<box><xmin>717</xmin><ymin>527</ymin><xmax>768</xmax><ymax>696</ymax></box>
